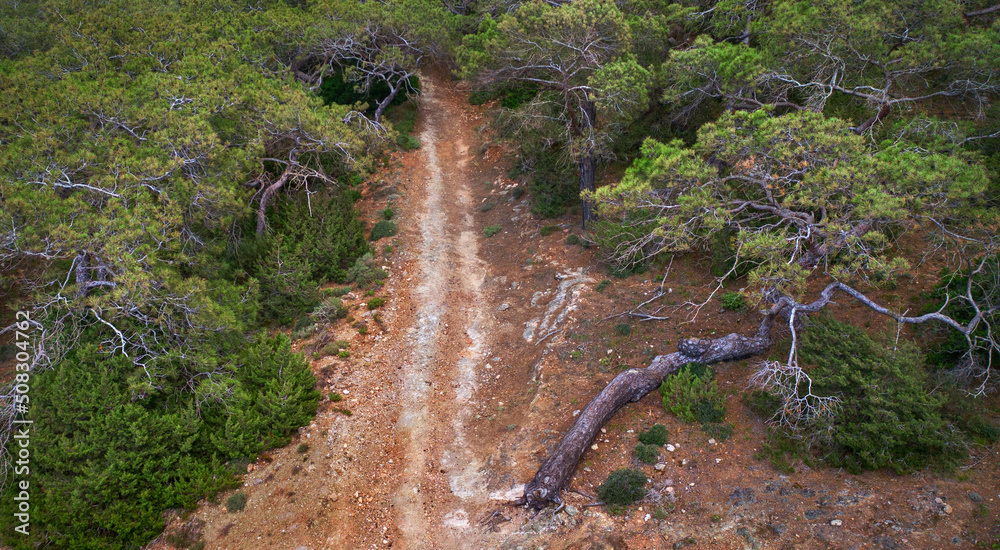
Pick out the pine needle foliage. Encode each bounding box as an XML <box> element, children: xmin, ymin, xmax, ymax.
<box><xmin>799</xmin><ymin>316</ymin><xmax>965</xmax><ymax>474</ymax></box>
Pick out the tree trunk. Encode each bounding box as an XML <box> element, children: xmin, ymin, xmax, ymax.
<box><xmin>256</xmin><ymin>165</ymin><xmax>294</xmax><ymax>236</ymax></box>
<box><xmin>578</xmin><ymin>100</ymin><xmax>597</xmax><ymax>230</ymax></box>
<box><xmin>520</xmin><ymin>331</ymin><xmax>772</xmax><ymax>509</ymax></box>
<box><xmin>854</xmin><ymin>103</ymin><xmax>891</xmax><ymax>134</ymax></box>
<box><xmin>966</xmin><ymin>3</ymin><xmax>1000</xmax><ymax>17</ymax></box>
<box><xmin>374</xmin><ymin>81</ymin><xmax>403</xmax><ymax>124</ymax></box>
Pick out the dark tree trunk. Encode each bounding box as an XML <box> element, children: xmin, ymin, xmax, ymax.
<box><xmin>256</xmin><ymin>165</ymin><xmax>294</xmax><ymax>236</ymax></box>
<box><xmin>578</xmin><ymin>99</ymin><xmax>597</xmax><ymax>230</ymax></box>
<box><xmin>374</xmin><ymin>82</ymin><xmax>403</xmax><ymax>124</ymax></box>
<box><xmin>520</xmin><ymin>331</ymin><xmax>773</xmax><ymax>509</ymax></box>
<box><xmin>854</xmin><ymin>103</ymin><xmax>891</xmax><ymax>134</ymax></box>
<box><xmin>579</xmin><ymin>153</ymin><xmax>597</xmax><ymax>230</ymax></box>
<box><xmin>966</xmin><ymin>3</ymin><xmax>1000</xmax><ymax>17</ymax></box>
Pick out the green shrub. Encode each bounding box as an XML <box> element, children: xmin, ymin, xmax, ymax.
<box><xmin>540</xmin><ymin>224</ymin><xmax>560</xmax><ymax>236</ymax></box>
<box><xmin>511</xmin><ymin>186</ymin><xmax>525</xmax><ymax>200</ymax></box>
<box><xmin>337</xmin><ymin>350</ymin><xmax>350</xmax><ymax>358</ymax></box>
<box><xmin>692</xmin><ymin>398</ymin><xmax>726</xmax><ymax>424</ymax></box>
<box><xmin>480</xmin><ymin>201</ymin><xmax>495</xmax><ymax>212</ymax></box>
<box><xmin>329</xmin><ymin>286</ymin><xmax>352</xmax><ymax>297</ymax></box>
<box><xmin>634</xmin><ymin>443</ymin><xmax>660</xmax><ymax>464</ymax></box>
<box><xmin>566</xmin><ymin>234</ymin><xmax>581</xmax><ymax>245</ymax></box>
<box><xmin>382</xmin><ymin>207</ymin><xmax>395</xmax><ymax>220</ymax></box>
<box><xmin>367</xmin><ymin>296</ymin><xmax>386</xmax><ymax>309</ymax></box>
<box><xmin>321</xmin><ymin>342</ymin><xmax>340</xmax><ymax>357</ymax></box>
<box><xmin>398</xmin><ymin>134</ymin><xmax>421</xmax><ymax>150</ymax></box>
<box><xmin>798</xmin><ymin>316</ymin><xmax>965</xmax><ymax>473</ymax></box>
<box><xmin>313</xmin><ymin>296</ymin><xmax>348</xmax><ymax>321</ymax></box>
<box><xmin>334</xmin><ymin>339</ymin><xmax>350</xmax><ymax>350</ymax></box>
<box><xmin>720</xmin><ymin>291</ymin><xmax>746</xmax><ymax>311</ymax></box>
<box><xmin>329</xmin><ymin>392</ymin><xmax>343</xmax><ymax>402</ymax></box>
<box><xmin>468</xmin><ymin>83</ymin><xmax>539</xmax><ymax>108</ymax></box>
<box><xmin>236</xmin><ymin>190</ymin><xmax>368</xmax><ymax>325</ymax></box>
<box><xmin>595</xmin><ymin>279</ymin><xmax>611</xmax><ymax>292</ymax></box>
<box><xmin>597</xmin><ymin>468</ymin><xmax>647</xmax><ymax>506</ymax></box>
<box><xmin>701</xmin><ymin>422</ymin><xmax>734</xmax><ymax>440</ymax></box>
<box><xmin>292</xmin><ymin>322</ymin><xmax>318</xmax><ymax>340</ymax></box>
<box><xmin>744</xmin><ymin>389</ymin><xmax>782</xmax><ymax>419</ymax></box>
<box><xmin>370</xmin><ymin>220</ymin><xmax>398</xmax><ymax>241</ymax></box>
<box><xmin>296</xmin><ymin>443</ymin><xmax>309</xmax><ymax>454</ymax></box>
<box><xmin>484</xmin><ymin>224</ymin><xmax>502</xmax><ymax>237</ymax></box>
<box><xmin>347</xmin><ymin>253</ymin><xmax>387</xmax><ymax>287</ymax></box>
<box><xmin>660</xmin><ymin>363</ymin><xmax>725</xmax><ymax>424</ymax></box>
<box><xmin>206</xmin><ymin>334</ymin><xmax>320</xmax><ymax>458</ymax></box>
<box><xmin>0</xmin><ymin>345</ymin><xmax>249</xmax><ymax>549</ymax></box>
<box><xmin>923</xmin><ymin>255</ymin><xmax>1000</xmax><ymax>371</ymax></box>
<box><xmin>614</xmin><ymin>323</ymin><xmax>631</xmax><ymax>336</ymax></box>
<box><xmin>524</xmin><ymin>147</ymin><xmax>577</xmax><ymax>218</ymax></box>
<box><xmin>638</xmin><ymin>424</ymin><xmax>668</xmax><ymax>446</ymax></box>
<box><xmin>226</xmin><ymin>493</ymin><xmax>247</xmax><ymax>513</ymax></box>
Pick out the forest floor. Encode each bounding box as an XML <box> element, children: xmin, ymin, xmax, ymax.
<box><xmin>150</xmin><ymin>73</ymin><xmax>1000</xmax><ymax>550</ymax></box>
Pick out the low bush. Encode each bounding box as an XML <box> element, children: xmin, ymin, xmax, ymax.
<box><xmin>720</xmin><ymin>291</ymin><xmax>746</xmax><ymax>311</ymax></box>
<box><xmin>296</xmin><ymin>443</ymin><xmax>309</xmax><ymax>454</ymax></box>
<box><xmin>226</xmin><ymin>493</ymin><xmax>247</xmax><ymax>513</ymax></box>
<box><xmin>638</xmin><ymin>424</ymin><xmax>668</xmax><ymax>446</ymax></box>
<box><xmin>566</xmin><ymin>234</ymin><xmax>581</xmax><ymax>245</ymax></box>
<box><xmin>595</xmin><ymin>279</ymin><xmax>611</xmax><ymax>292</ymax></box>
<box><xmin>660</xmin><ymin>363</ymin><xmax>725</xmax><ymax>424</ymax></box>
<box><xmin>367</xmin><ymin>296</ymin><xmax>386</xmax><ymax>309</ymax></box>
<box><xmin>597</xmin><ymin>468</ymin><xmax>647</xmax><ymax>506</ymax></box>
<box><xmin>313</xmin><ymin>296</ymin><xmax>348</xmax><ymax>321</ymax></box>
<box><xmin>347</xmin><ymin>253</ymin><xmax>387</xmax><ymax>287</ymax></box>
<box><xmin>701</xmin><ymin>422</ymin><xmax>734</xmax><ymax>441</ymax></box>
<box><xmin>634</xmin><ymin>443</ymin><xmax>659</xmax><ymax>464</ymax></box>
<box><xmin>484</xmin><ymin>224</ymin><xmax>502</xmax><ymax>237</ymax></box>
<box><xmin>540</xmin><ymin>224</ymin><xmax>560</xmax><ymax>236</ymax></box>
<box><xmin>329</xmin><ymin>392</ymin><xmax>343</xmax><ymax>402</ymax></box>
<box><xmin>614</xmin><ymin>323</ymin><xmax>631</xmax><ymax>336</ymax></box>
<box><xmin>798</xmin><ymin>316</ymin><xmax>964</xmax><ymax>473</ymax></box>
<box><xmin>382</xmin><ymin>207</ymin><xmax>395</xmax><ymax>220</ymax></box>
<box><xmin>480</xmin><ymin>202</ymin><xmax>495</xmax><ymax>212</ymax></box>
<box><xmin>321</xmin><ymin>342</ymin><xmax>340</xmax><ymax>357</ymax></box>
<box><xmin>370</xmin><ymin>220</ymin><xmax>398</xmax><ymax>241</ymax></box>
<box><xmin>337</xmin><ymin>350</ymin><xmax>350</xmax><ymax>358</ymax></box>
<box><xmin>329</xmin><ymin>286</ymin><xmax>352</xmax><ymax>297</ymax></box>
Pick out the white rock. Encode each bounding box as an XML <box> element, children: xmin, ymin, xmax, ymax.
<box><xmin>666</xmin><ymin>444</ymin><xmax>676</xmax><ymax>452</ymax></box>
<box><xmin>830</xmin><ymin>519</ymin><xmax>843</xmax><ymax>526</ymax></box>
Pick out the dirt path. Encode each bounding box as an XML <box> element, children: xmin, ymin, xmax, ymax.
<box><xmin>392</xmin><ymin>74</ymin><xmax>491</xmax><ymax>549</ymax></box>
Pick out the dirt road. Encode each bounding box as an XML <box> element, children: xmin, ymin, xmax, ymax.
<box><xmin>392</xmin><ymin>74</ymin><xmax>491</xmax><ymax>549</ymax></box>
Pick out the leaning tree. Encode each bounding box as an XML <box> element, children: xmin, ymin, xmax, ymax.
<box><xmin>517</xmin><ymin>109</ymin><xmax>999</xmax><ymax>509</ymax></box>
<box><xmin>458</xmin><ymin>0</ymin><xmax>652</xmax><ymax>227</ymax></box>
<box><xmin>663</xmin><ymin>0</ymin><xmax>1000</xmax><ymax>133</ymax></box>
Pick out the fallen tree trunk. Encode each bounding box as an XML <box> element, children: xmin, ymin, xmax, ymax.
<box><xmin>519</xmin><ymin>329</ymin><xmax>772</xmax><ymax>509</ymax></box>
<box><xmin>519</xmin><ymin>277</ymin><xmax>1000</xmax><ymax>509</ymax></box>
